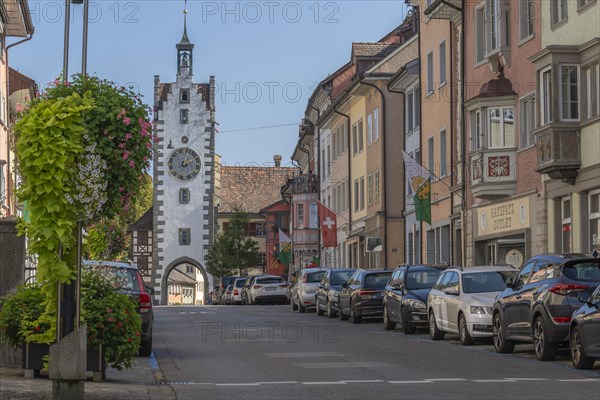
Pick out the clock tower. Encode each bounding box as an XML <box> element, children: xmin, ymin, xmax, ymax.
<box><xmin>151</xmin><ymin>5</ymin><xmax>216</xmax><ymax>304</ymax></box>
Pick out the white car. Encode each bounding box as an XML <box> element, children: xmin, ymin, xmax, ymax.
<box><xmin>247</xmin><ymin>275</ymin><xmax>289</xmax><ymax>305</ymax></box>
<box><xmin>291</xmin><ymin>268</ymin><xmax>327</xmax><ymax>313</ymax></box>
<box><xmin>427</xmin><ymin>266</ymin><xmax>518</xmax><ymax>345</ymax></box>
<box><xmin>231</xmin><ymin>277</ymin><xmax>246</xmax><ymax>305</ymax></box>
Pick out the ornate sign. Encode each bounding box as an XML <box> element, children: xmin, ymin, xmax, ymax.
<box><xmin>478</xmin><ymin>197</ymin><xmax>530</xmax><ymax>235</ymax></box>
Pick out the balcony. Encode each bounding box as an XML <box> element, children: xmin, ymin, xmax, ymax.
<box><xmin>424</xmin><ymin>0</ymin><xmax>462</xmax><ymax>20</ymax></box>
<box><xmin>470</xmin><ymin>148</ymin><xmax>516</xmax><ymax>199</ymax></box>
<box><xmin>534</xmin><ymin>123</ymin><xmax>580</xmax><ymax>184</ymax></box>
<box><xmin>289</xmin><ymin>172</ymin><xmax>319</xmax><ymax>194</ymax></box>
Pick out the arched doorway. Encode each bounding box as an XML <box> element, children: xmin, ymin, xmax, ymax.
<box><xmin>161</xmin><ymin>257</ymin><xmax>210</xmax><ymax>305</ymax></box>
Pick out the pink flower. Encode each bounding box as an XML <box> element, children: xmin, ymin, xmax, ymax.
<box><xmin>103</xmin><ymin>130</ymin><xmax>109</xmax><ymax>136</ymax></box>
<box><xmin>122</xmin><ymin>151</ymin><xmax>130</xmax><ymax>160</ymax></box>
<box><xmin>143</xmin><ymin>156</ymin><xmax>148</xmax><ymax>162</ymax></box>
<box><xmin>125</xmin><ymin>133</ymin><xmax>132</xmax><ymax>140</ymax></box>
<box><xmin>118</xmin><ymin>187</ymin><xmax>125</xmax><ymax>193</ymax></box>
<box><xmin>117</xmin><ymin>108</ymin><xmax>127</xmax><ymax>119</ymax></box>
<box><xmin>15</xmin><ymin>103</ymin><xmax>23</xmax><ymax>113</ymax></box>
<box><xmin>118</xmin><ymin>143</ymin><xmax>126</xmax><ymax>149</ymax></box>
<box><xmin>129</xmin><ymin>160</ymin><xmax>135</xmax><ymax>168</ymax></box>
<box><xmin>146</xmin><ymin>142</ymin><xmax>153</xmax><ymax>149</ymax></box>
<box><xmin>123</xmin><ymin>117</ymin><xmax>131</xmax><ymax>126</ymax></box>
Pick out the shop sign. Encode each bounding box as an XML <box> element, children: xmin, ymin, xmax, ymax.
<box><xmin>505</xmin><ymin>249</ymin><xmax>524</xmax><ymax>268</ymax></box>
<box><xmin>478</xmin><ymin>197</ymin><xmax>530</xmax><ymax>235</ymax></box>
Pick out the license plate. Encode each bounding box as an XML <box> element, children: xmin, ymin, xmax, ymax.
<box><xmin>265</xmin><ymin>287</ymin><xmax>277</xmax><ymax>291</ymax></box>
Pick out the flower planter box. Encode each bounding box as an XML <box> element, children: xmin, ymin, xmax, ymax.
<box><xmin>22</xmin><ymin>342</ymin><xmax>106</xmax><ymax>381</ymax></box>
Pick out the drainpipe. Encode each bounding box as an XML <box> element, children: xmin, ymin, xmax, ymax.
<box><xmin>5</xmin><ymin>30</ymin><xmax>35</xmax><ymax>216</ymax></box>
<box><xmin>416</xmin><ymin>5</ymin><xmax>423</xmax><ymax>265</ymax></box>
<box><xmin>359</xmin><ymin>76</ymin><xmax>388</xmax><ymax>269</ymax></box>
<box><xmin>309</xmin><ymin>104</ymin><xmax>322</xmax><ymax>267</ymax></box>
<box><xmin>333</xmin><ymin>106</ymin><xmax>352</xmax><ymax>267</ymax></box>
<box><xmin>460</xmin><ymin>0</ymin><xmax>467</xmax><ymax>267</ymax></box>
<box><xmin>449</xmin><ymin>18</ymin><xmax>455</xmax><ymax>265</ymax></box>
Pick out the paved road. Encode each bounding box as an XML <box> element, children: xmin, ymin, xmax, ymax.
<box><xmin>152</xmin><ymin>305</ymin><xmax>600</xmax><ymax>400</ymax></box>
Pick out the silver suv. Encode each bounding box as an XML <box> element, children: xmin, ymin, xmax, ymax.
<box><xmin>291</xmin><ymin>268</ymin><xmax>327</xmax><ymax>313</ymax></box>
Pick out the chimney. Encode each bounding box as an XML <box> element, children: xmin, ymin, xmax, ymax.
<box><xmin>273</xmin><ymin>155</ymin><xmax>282</xmax><ymax>167</ymax></box>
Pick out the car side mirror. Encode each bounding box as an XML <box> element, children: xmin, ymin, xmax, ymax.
<box><xmin>505</xmin><ymin>277</ymin><xmax>515</xmax><ymax>288</ymax></box>
<box><xmin>578</xmin><ymin>292</ymin><xmax>592</xmax><ymax>305</ymax></box>
<box><xmin>145</xmin><ymin>286</ymin><xmax>155</xmax><ymax>295</ymax></box>
<box><xmin>443</xmin><ymin>286</ymin><xmax>459</xmax><ymax>296</ymax></box>
<box><xmin>392</xmin><ymin>284</ymin><xmax>402</xmax><ymax>291</ymax></box>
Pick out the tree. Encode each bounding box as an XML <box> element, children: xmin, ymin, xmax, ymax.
<box><xmin>206</xmin><ymin>210</ymin><xmax>259</xmax><ymax>279</ymax></box>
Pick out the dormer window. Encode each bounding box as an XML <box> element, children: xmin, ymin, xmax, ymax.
<box><xmin>180</xmin><ymin>89</ymin><xmax>189</xmax><ymax>103</ymax></box>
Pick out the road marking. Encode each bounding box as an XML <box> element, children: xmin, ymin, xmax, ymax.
<box><xmin>555</xmin><ymin>378</ymin><xmax>600</xmax><ymax>382</ymax></box>
<box><xmin>255</xmin><ymin>381</ymin><xmax>299</xmax><ymax>385</ymax></box>
<box><xmin>507</xmin><ymin>378</ymin><xmax>549</xmax><ymax>381</ymax></box>
<box><xmin>341</xmin><ymin>380</ymin><xmax>384</xmax><ymax>384</ymax></box>
<box><xmin>388</xmin><ymin>380</ymin><xmax>434</xmax><ymax>384</ymax></box>
<box><xmin>472</xmin><ymin>379</ymin><xmax>514</xmax><ymax>383</ymax></box>
<box><xmin>302</xmin><ymin>381</ymin><xmax>347</xmax><ymax>385</ymax></box>
<box><xmin>265</xmin><ymin>352</ymin><xmax>343</xmax><ymax>358</ymax></box>
<box><xmin>215</xmin><ymin>383</ymin><xmax>261</xmax><ymax>386</ymax></box>
<box><xmin>426</xmin><ymin>378</ymin><xmax>468</xmax><ymax>382</ymax></box>
<box><xmin>292</xmin><ymin>362</ymin><xmax>391</xmax><ymax>368</ymax></box>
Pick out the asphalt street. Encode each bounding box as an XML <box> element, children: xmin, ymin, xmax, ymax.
<box><xmin>152</xmin><ymin>305</ymin><xmax>600</xmax><ymax>400</ymax></box>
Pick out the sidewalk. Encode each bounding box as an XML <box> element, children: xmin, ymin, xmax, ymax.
<box><xmin>0</xmin><ymin>354</ymin><xmax>176</xmax><ymax>400</ymax></box>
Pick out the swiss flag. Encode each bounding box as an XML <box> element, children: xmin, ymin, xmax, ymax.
<box><xmin>318</xmin><ymin>201</ymin><xmax>337</xmax><ymax>248</ymax></box>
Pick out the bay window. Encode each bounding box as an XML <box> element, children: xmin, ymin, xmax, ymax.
<box><xmin>540</xmin><ymin>67</ymin><xmax>553</xmax><ymax>125</ymax></box>
<box><xmin>560</xmin><ymin>65</ymin><xmax>579</xmax><ymax>121</ymax></box>
<box><xmin>489</xmin><ymin>107</ymin><xmax>514</xmax><ymax>148</ymax></box>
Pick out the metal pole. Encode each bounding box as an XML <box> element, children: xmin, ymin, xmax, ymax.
<box><xmin>81</xmin><ymin>0</ymin><xmax>89</xmax><ymax>76</ymax></box>
<box><xmin>62</xmin><ymin>0</ymin><xmax>71</xmax><ymax>82</ymax></box>
<box><xmin>75</xmin><ymin>221</ymin><xmax>82</xmax><ymax>328</ymax></box>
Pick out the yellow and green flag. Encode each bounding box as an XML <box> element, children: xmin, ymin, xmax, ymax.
<box><xmin>402</xmin><ymin>151</ymin><xmax>432</xmax><ymax>225</ymax></box>
<box><xmin>277</xmin><ymin>228</ymin><xmax>292</xmax><ymax>265</ymax></box>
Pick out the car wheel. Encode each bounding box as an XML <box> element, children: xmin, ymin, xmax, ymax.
<box><xmin>339</xmin><ymin>301</ymin><xmax>349</xmax><ymax>321</ymax></box>
<box><xmin>350</xmin><ymin>303</ymin><xmax>362</xmax><ymax>324</ymax></box>
<box><xmin>571</xmin><ymin>325</ymin><xmax>595</xmax><ymax>369</ymax></box>
<box><xmin>317</xmin><ymin>298</ymin><xmax>325</xmax><ymax>316</ymax></box>
<box><xmin>428</xmin><ymin>310</ymin><xmax>445</xmax><ymax>341</ymax></box>
<box><xmin>299</xmin><ymin>301</ymin><xmax>306</xmax><ymax>313</ymax></box>
<box><xmin>383</xmin><ymin>305</ymin><xmax>395</xmax><ymax>330</ymax></box>
<box><xmin>492</xmin><ymin>312</ymin><xmax>515</xmax><ymax>354</ymax></box>
<box><xmin>458</xmin><ymin>313</ymin><xmax>474</xmax><ymax>346</ymax></box>
<box><xmin>139</xmin><ymin>335</ymin><xmax>152</xmax><ymax>357</ymax></box>
<box><xmin>534</xmin><ymin>316</ymin><xmax>558</xmax><ymax>361</ymax></box>
<box><xmin>327</xmin><ymin>300</ymin><xmax>336</xmax><ymax>318</ymax></box>
<box><xmin>401</xmin><ymin>307</ymin><xmax>416</xmax><ymax>335</ymax></box>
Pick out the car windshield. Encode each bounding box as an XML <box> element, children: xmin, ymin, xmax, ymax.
<box><xmin>331</xmin><ymin>271</ymin><xmax>354</xmax><ymax>285</ymax></box>
<box><xmin>462</xmin><ymin>271</ymin><xmax>516</xmax><ymax>293</ymax></box>
<box><xmin>87</xmin><ymin>265</ymin><xmax>139</xmax><ymax>293</ymax></box>
<box><xmin>306</xmin><ymin>271</ymin><xmax>326</xmax><ymax>283</ymax></box>
<box><xmin>364</xmin><ymin>272</ymin><xmax>392</xmax><ymax>289</ymax></box>
<box><xmin>406</xmin><ymin>270</ymin><xmax>442</xmax><ymax>290</ymax></box>
<box><xmin>256</xmin><ymin>277</ymin><xmax>284</xmax><ymax>285</ymax></box>
<box><xmin>235</xmin><ymin>279</ymin><xmax>246</xmax><ymax>287</ymax></box>
<box><xmin>563</xmin><ymin>260</ymin><xmax>600</xmax><ymax>282</ymax></box>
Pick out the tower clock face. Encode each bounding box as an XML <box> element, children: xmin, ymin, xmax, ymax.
<box><xmin>167</xmin><ymin>147</ymin><xmax>201</xmax><ymax>181</ymax></box>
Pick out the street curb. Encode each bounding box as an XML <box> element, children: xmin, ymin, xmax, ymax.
<box><xmin>149</xmin><ymin>351</ymin><xmax>167</xmax><ymax>384</ymax></box>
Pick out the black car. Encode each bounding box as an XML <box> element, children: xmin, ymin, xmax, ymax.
<box><xmin>570</xmin><ymin>285</ymin><xmax>600</xmax><ymax>369</ymax></box>
<box><xmin>339</xmin><ymin>269</ymin><xmax>392</xmax><ymax>323</ymax></box>
<box><xmin>83</xmin><ymin>261</ymin><xmax>154</xmax><ymax>357</ymax></box>
<box><xmin>492</xmin><ymin>254</ymin><xmax>600</xmax><ymax>360</ymax></box>
<box><xmin>383</xmin><ymin>265</ymin><xmax>444</xmax><ymax>333</ymax></box>
<box><xmin>315</xmin><ymin>268</ymin><xmax>355</xmax><ymax>318</ymax></box>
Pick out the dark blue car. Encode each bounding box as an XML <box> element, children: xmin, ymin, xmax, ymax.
<box><xmin>570</xmin><ymin>285</ymin><xmax>600</xmax><ymax>369</ymax></box>
<box><xmin>383</xmin><ymin>265</ymin><xmax>444</xmax><ymax>333</ymax></box>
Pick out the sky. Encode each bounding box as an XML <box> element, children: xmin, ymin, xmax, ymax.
<box><xmin>10</xmin><ymin>0</ymin><xmax>409</xmax><ymax>166</ymax></box>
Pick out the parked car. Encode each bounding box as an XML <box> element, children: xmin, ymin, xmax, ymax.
<box><xmin>492</xmin><ymin>254</ymin><xmax>600</xmax><ymax>360</ymax></box>
<box><xmin>241</xmin><ymin>275</ymin><xmax>262</xmax><ymax>305</ymax></box>
<box><xmin>315</xmin><ymin>268</ymin><xmax>355</xmax><ymax>318</ymax></box>
<box><xmin>83</xmin><ymin>260</ymin><xmax>154</xmax><ymax>357</ymax></box>
<box><xmin>220</xmin><ymin>276</ymin><xmax>237</xmax><ymax>291</ymax></box>
<box><xmin>338</xmin><ymin>269</ymin><xmax>392</xmax><ymax>323</ymax></box>
<box><xmin>246</xmin><ymin>275</ymin><xmax>289</xmax><ymax>305</ymax></box>
<box><xmin>570</xmin><ymin>285</ymin><xmax>600</xmax><ymax>369</ymax></box>
<box><xmin>383</xmin><ymin>265</ymin><xmax>444</xmax><ymax>333</ymax></box>
<box><xmin>291</xmin><ymin>268</ymin><xmax>327</xmax><ymax>313</ymax></box>
<box><xmin>428</xmin><ymin>266</ymin><xmax>518</xmax><ymax>345</ymax></box>
<box><xmin>231</xmin><ymin>277</ymin><xmax>247</xmax><ymax>305</ymax></box>
<box><xmin>222</xmin><ymin>285</ymin><xmax>234</xmax><ymax>305</ymax></box>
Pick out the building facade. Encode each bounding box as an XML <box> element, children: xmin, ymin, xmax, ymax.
<box><xmin>152</xmin><ymin>17</ymin><xmax>216</xmax><ymax>304</ymax></box>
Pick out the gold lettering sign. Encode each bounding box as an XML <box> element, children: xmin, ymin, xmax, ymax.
<box><xmin>478</xmin><ymin>197</ymin><xmax>530</xmax><ymax>235</ymax></box>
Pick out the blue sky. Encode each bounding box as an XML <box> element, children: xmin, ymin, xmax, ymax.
<box><xmin>10</xmin><ymin>1</ymin><xmax>407</xmax><ymax>166</ymax></box>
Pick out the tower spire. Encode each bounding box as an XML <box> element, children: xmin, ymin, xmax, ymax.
<box><xmin>176</xmin><ymin>0</ymin><xmax>194</xmax><ymax>75</ymax></box>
